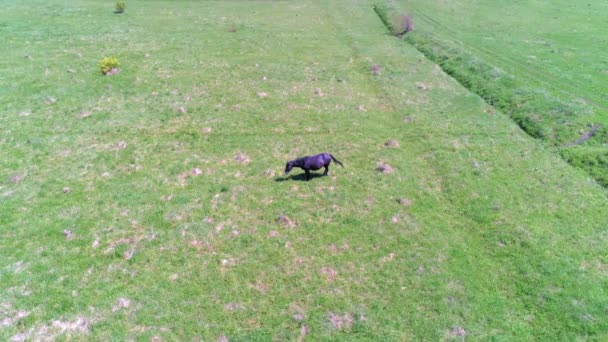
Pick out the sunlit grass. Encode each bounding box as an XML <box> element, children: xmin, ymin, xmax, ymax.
<box><xmin>1</xmin><ymin>0</ymin><xmax>607</xmax><ymax>340</ymax></box>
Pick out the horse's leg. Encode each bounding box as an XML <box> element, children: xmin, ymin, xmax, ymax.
<box><xmin>305</xmin><ymin>169</ymin><xmax>311</xmax><ymax>181</ymax></box>
<box><xmin>323</xmin><ymin>165</ymin><xmax>329</xmax><ymax>176</ymax></box>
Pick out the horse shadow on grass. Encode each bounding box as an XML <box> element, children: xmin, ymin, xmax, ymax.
<box><xmin>274</xmin><ymin>172</ymin><xmax>325</xmax><ymax>182</ymax></box>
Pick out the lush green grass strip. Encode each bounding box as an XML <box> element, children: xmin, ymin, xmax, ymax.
<box><xmin>561</xmin><ymin>147</ymin><xmax>608</xmax><ymax>187</ymax></box>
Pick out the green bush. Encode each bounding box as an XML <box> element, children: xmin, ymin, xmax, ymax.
<box><xmin>561</xmin><ymin>147</ymin><xmax>608</xmax><ymax>187</ymax></box>
<box><xmin>99</xmin><ymin>56</ymin><xmax>120</xmax><ymax>75</ymax></box>
<box><xmin>115</xmin><ymin>2</ymin><xmax>126</xmax><ymax>13</ymax></box>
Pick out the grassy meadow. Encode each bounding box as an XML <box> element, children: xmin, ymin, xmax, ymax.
<box><xmin>379</xmin><ymin>0</ymin><xmax>608</xmax><ymax>186</ymax></box>
<box><xmin>1</xmin><ymin>0</ymin><xmax>608</xmax><ymax>340</ymax></box>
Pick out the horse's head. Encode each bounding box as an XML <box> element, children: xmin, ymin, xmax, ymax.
<box><xmin>285</xmin><ymin>162</ymin><xmax>294</xmax><ymax>174</ymax></box>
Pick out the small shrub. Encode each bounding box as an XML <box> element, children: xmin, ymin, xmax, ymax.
<box><xmin>513</xmin><ymin>114</ymin><xmax>545</xmax><ymax>139</ymax></box>
<box><xmin>99</xmin><ymin>56</ymin><xmax>120</xmax><ymax>75</ymax></box>
<box><xmin>115</xmin><ymin>2</ymin><xmax>126</xmax><ymax>13</ymax></box>
<box><xmin>370</xmin><ymin>64</ymin><xmax>382</xmax><ymax>75</ymax></box>
<box><xmin>560</xmin><ymin>147</ymin><xmax>608</xmax><ymax>187</ymax></box>
<box><xmin>392</xmin><ymin>14</ymin><xmax>414</xmax><ymax>36</ymax></box>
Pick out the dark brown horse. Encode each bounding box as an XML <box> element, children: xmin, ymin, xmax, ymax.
<box><xmin>285</xmin><ymin>153</ymin><xmax>344</xmax><ymax>181</ymax></box>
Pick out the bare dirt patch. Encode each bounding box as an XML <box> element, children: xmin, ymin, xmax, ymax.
<box><xmin>264</xmin><ymin>169</ymin><xmax>276</xmax><ymax>178</ymax></box>
<box><xmin>224</xmin><ymin>303</ymin><xmax>244</xmax><ymax>311</ymax></box>
<box><xmin>10</xmin><ymin>175</ymin><xmax>24</xmax><ymax>184</ymax></box>
<box><xmin>319</xmin><ymin>267</ymin><xmax>338</xmax><ymax>282</ymax></box>
<box><xmin>415</xmin><ymin>81</ymin><xmax>429</xmax><ymax>90</ymax></box>
<box><xmin>564</xmin><ymin>124</ymin><xmax>602</xmax><ymax>147</ymax></box>
<box><xmin>177</xmin><ymin>167</ymin><xmax>203</xmax><ymax>185</ymax></box>
<box><xmin>189</xmin><ymin>240</ymin><xmax>214</xmax><ymax>253</ymax></box>
<box><xmin>445</xmin><ymin>326</ymin><xmax>467</xmax><ymax>338</ymax></box>
<box><xmin>277</xmin><ymin>214</ymin><xmax>296</xmax><ymax>228</ymax></box>
<box><xmin>399</xmin><ymin>198</ymin><xmax>412</xmax><ymax>206</ymax></box>
<box><xmin>376</xmin><ymin>162</ymin><xmax>394</xmax><ymax>174</ymax></box>
<box><xmin>370</xmin><ymin>64</ymin><xmax>382</xmax><ymax>75</ymax></box>
<box><xmin>103</xmin><ymin>236</ymin><xmax>147</xmax><ymax>258</ymax></box>
<box><xmin>403</xmin><ymin>115</ymin><xmax>416</xmax><ymax>123</ymax></box>
<box><xmin>78</xmin><ymin>110</ymin><xmax>92</xmax><ymax>118</ymax></box>
<box><xmin>381</xmin><ymin>253</ymin><xmax>396</xmax><ymax>263</ymax></box>
<box><xmin>12</xmin><ymin>316</ymin><xmax>90</xmax><ymax>342</ymax></box>
<box><xmin>6</xmin><ymin>261</ymin><xmax>28</xmax><ymax>274</ymax></box>
<box><xmin>1</xmin><ymin>310</ymin><xmax>29</xmax><ymax>328</ymax></box>
<box><xmin>112</xmin><ymin>297</ymin><xmax>131</xmax><ymax>312</ymax></box>
<box><xmin>123</xmin><ymin>248</ymin><xmax>135</xmax><ymax>260</ymax></box>
<box><xmin>384</xmin><ymin>139</ymin><xmax>400</xmax><ymax>148</ymax></box>
<box><xmin>113</xmin><ymin>141</ymin><xmax>128</xmax><ymax>151</ymax></box>
<box><xmin>328</xmin><ymin>244</ymin><xmax>339</xmax><ymax>254</ymax></box>
<box><xmin>328</xmin><ymin>312</ymin><xmax>353</xmax><ymax>331</ymax></box>
<box><xmin>250</xmin><ymin>280</ymin><xmax>269</xmax><ymax>294</ymax></box>
<box><xmin>220</xmin><ymin>257</ymin><xmax>238</xmax><ymax>267</ymax></box>
<box><xmin>234</xmin><ymin>153</ymin><xmax>251</xmax><ymax>165</ymax></box>
<box><xmin>297</xmin><ymin>325</ymin><xmax>310</xmax><ymax>341</ymax></box>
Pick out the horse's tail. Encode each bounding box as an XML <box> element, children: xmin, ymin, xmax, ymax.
<box><xmin>329</xmin><ymin>154</ymin><xmax>344</xmax><ymax>167</ymax></box>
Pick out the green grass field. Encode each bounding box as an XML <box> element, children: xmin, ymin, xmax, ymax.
<box><xmin>378</xmin><ymin>0</ymin><xmax>608</xmax><ymax>186</ymax></box>
<box><xmin>1</xmin><ymin>0</ymin><xmax>607</xmax><ymax>340</ymax></box>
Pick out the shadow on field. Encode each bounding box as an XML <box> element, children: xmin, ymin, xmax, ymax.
<box><xmin>275</xmin><ymin>173</ymin><xmax>325</xmax><ymax>182</ymax></box>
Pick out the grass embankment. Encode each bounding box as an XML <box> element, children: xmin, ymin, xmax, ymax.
<box><xmin>1</xmin><ymin>0</ymin><xmax>607</xmax><ymax>340</ymax></box>
<box><xmin>375</xmin><ymin>0</ymin><xmax>608</xmax><ymax>186</ymax></box>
